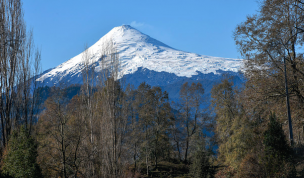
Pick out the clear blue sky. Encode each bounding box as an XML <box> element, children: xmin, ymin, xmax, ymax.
<box><xmin>23</xmin><ymin>0</ymin><xmax>259</xmax><ymax>71</ymax></box>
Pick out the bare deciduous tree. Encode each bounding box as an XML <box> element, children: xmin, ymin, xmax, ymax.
<box><xmin>0</xmin><ymin>0</ymin><xmax>41</xmax><ymax>147</ymax></box>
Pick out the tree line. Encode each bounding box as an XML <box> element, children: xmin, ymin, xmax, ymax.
<box><xmin>2</xmin><ymin>0</ymin><xmax>304</xmax><ymax>177</ymax></box>
<box><xmin>0</xmin><ymin>13</ymin><xmax>215</xmax><ymax>176</ymax></box>
<box><xmin>32</xmin><ymin>44</ymin><xmax>214</xmax><ymax>177</ymax></box>
<box><xmin>33</xmin><ymin>77</ymin><xmax>213</xmax><ymax>178</ymax></box>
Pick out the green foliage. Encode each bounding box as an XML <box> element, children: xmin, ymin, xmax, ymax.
<box><xmin>189</xmin><ymin>138</ymin><xmax>214</xmax><ymax>178</ymax></box>
<box><xmin>263</xmin><ymin>113</ymin><xmax>295</xmax><ymax>177</ymax></box>
<box><xmin>225</xmin><ymin>114</ymin><xmax>255</xmax><ymax>169</ymax></box>
<box><xmin>1</xmin><ymin>126</ymin><xmax>42</xmax><ymax>178</ymax></box>
<box><xmin>211</xmin><ymin>77</ymin><xmax>236</xmax><ymax>151</ymax></box>
<box><xmin>211</xmin><ymin>77</ymin><xmax>254</xmax><ymax>169</ymax></box>
<box><xmin>264</xmin><ymin>113</ymin><xmax>292</xmax><ymax>161</ymax></box>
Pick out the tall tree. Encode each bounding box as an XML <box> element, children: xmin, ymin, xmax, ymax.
<box><xmin>134</xmin><ymin>83</ymin><xmax>173</xmax><ymax>172</ymax></box>
<box><xmin>149</xmin><ymin>86</ymin><xmax>173</xmax><ymax>169</ymax></box>
<box><xmin>81</xmin><ymin>44</ymin><xmax>95</xmax><ymax>144</ymax></box>
<box><xmin>80</xmin><ymin>45</ymin><xmax>98</xmax><ymax>177</ymax></box>
<box><xmin>96</xmin><ymin>41</ymin><xmax>126</xmax><ymax>177</ymax></box>
<box><xmin>211</xmin><ymin>77</ymin><xmax>253</xmax><ymax>168</ymax></box>
<box><xmin>0</xmin><ymin>0</ymin><xmax>41</xmax><ymax>147</ymax></box>
<box><xmin>135</xmin><ymin>82</ymin><xmax>153</xmax><ymax>176</ymax></box>
<box><xmin>37</xmin><ymin>89</ymin><xmax>72</xmax><ymax>178</ymax></box>
<box><xmin>234</xmin><ymin>0</ymin><xmax>304</xmax><ymax>144</ymax></box>
<box><xmin>179</xmin><ymin>82</ymin><xmax>205</xmax><ymax>162</ymax></box>
<box><xmin>124</xmin><ymin>84</ymin><xmax>142</xmax><ymax>172</ymax></box>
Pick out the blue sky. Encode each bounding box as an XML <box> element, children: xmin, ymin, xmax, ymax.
<box><xmin>23</xmin><ymin>0</ymin><xmax>259</xmax><ymax>71</ymax></box>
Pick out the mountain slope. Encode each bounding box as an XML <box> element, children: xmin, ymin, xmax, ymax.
<box><xmin>37</xmin><ymin>25</ymin><xmax>243</xmax><ymax>87</ymax></box>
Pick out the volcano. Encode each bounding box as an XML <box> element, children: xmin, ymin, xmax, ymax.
<box><xmin>36</xmin><ymin>25</ymin><xmax>244</xmax><ymax>101</ymax></box>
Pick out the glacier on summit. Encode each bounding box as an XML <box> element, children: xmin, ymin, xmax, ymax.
<box><xmin>36</xmin><ymin>25</ymin><xmax>243</xmax><ymax>86</ymax></box>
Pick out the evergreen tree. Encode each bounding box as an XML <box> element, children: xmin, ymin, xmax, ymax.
<box><xmin>264</xmin><ymin>113</ymin><xmax>292</xmax><ymax>161</ymax></box>
<box><xmin>263</xmin><ymin>113</ymin><xmax>295</xmax><ymax>177</ymax></box>
<box><xmin>1</xmin><ymin>126</ymin><xmax>42</xmax><ymax>178</ymax></box>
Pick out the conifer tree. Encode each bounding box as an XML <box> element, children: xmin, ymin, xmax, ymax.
<box><xmin>1</xmin><ymin>126</ymin><xmax>42</xmax><ymax>178</ymax></box>
<box><xmin>263</xmin><ymin>113</ymin><xmax>295</xmax><ymax>177</ymax></box>
<box><xmin>264</xmin><ymin>113</ymin><xmax>292</xmax><ymax>161</ymax></box>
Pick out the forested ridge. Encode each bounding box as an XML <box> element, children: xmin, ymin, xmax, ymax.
<box><xmin>1</xmin><ymin>0</ymin><xmax>304</xmax><ymax>177</ymax></box>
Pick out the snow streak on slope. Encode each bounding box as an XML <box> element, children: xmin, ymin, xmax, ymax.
<box><xmin>37</xmin><ymin>25</ymin><xmax>243</xmax><ymax>84</ymax></box>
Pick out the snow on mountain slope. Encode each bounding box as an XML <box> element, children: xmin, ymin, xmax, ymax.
<box><xmin>37</xmin><ymin>25</ymin><xmax>243</xmax><ymax>85</ymax></box>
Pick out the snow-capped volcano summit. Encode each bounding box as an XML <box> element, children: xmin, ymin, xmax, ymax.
<box><xmin>37</xmin><ymin>25</ymin><xmax>243</xmax><ymax>86</ymax></box>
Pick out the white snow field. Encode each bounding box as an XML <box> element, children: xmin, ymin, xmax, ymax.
<box><xmin>37</xmin><ymin>25</ymin><xmax>243</xmax><ymax>84</ymax></box>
